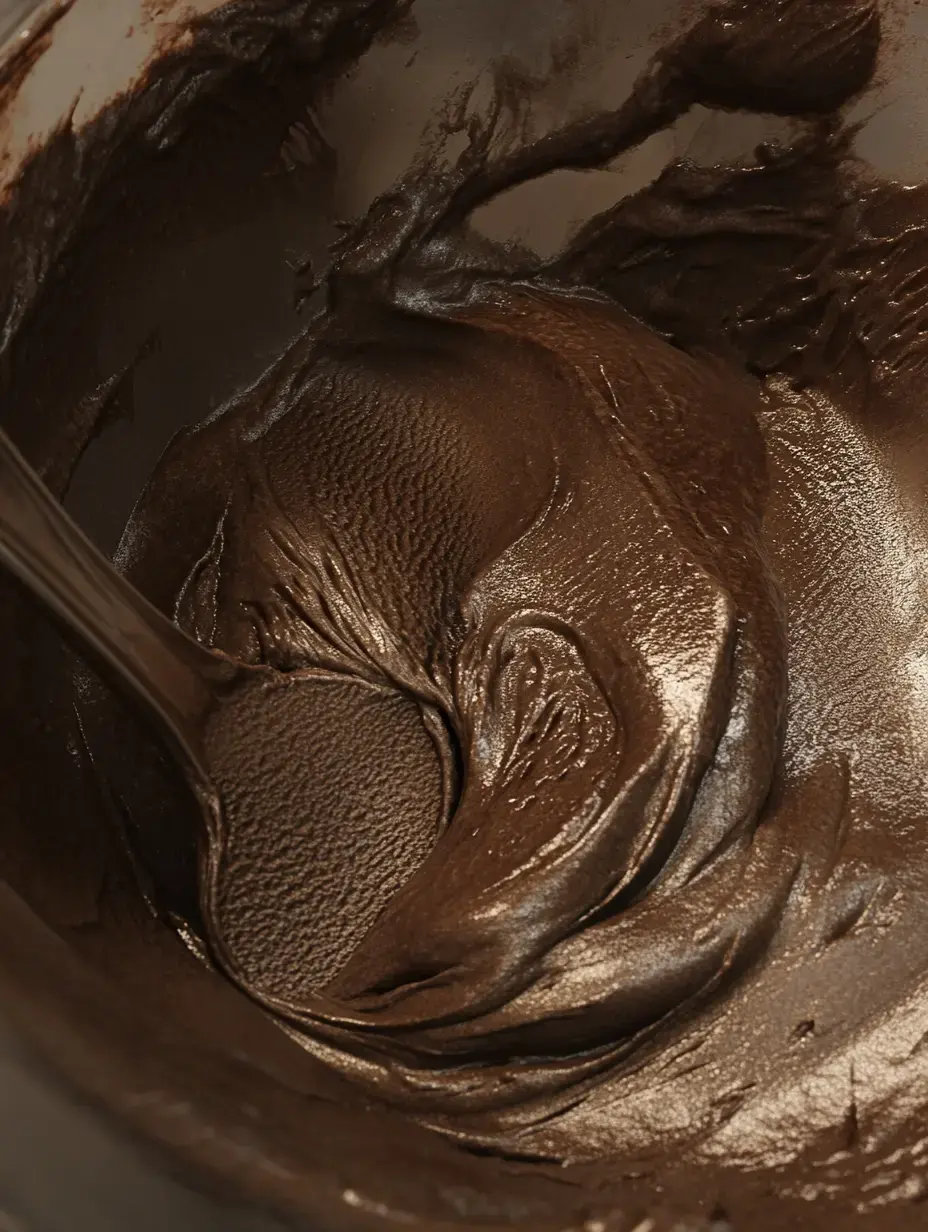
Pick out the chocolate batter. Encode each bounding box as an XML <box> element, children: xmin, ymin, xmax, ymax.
<box><xmin>6</xmin><ymin>0</ymin><xmax>928</xmax><ymax>1228</ymax></box>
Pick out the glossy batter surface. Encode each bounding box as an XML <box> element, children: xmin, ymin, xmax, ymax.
<box><xmin>103</xmin><ymin>0</ymin><xmax>928</xmax><ymax>1168</ymax></box>
<box><xmin>10</xmin><ymin>0</ymin><xmax>928</xmax><ymax>1226</ymax></box>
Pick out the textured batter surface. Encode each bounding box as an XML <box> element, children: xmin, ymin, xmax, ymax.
<box><xmin>13</xmin><ymin>0</ymin><xmax>928</xmax><ymax>1228</ymax></box>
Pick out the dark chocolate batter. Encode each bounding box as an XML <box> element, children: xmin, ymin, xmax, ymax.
<box><xmin>7</xmin><ymin>0</ymin><xmax>928</xmax><ymax>1228</ymax></box>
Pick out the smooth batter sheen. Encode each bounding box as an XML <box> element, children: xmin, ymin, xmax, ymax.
<box><xmin>10</xmin><ymin>0</ymin><xmax>928</xmax><ymax>1226</ymax></box>
<box><xmin>105</xmin><ymin>0</ymin><xmax>914</xmax><ymax>1160</ymax></box>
